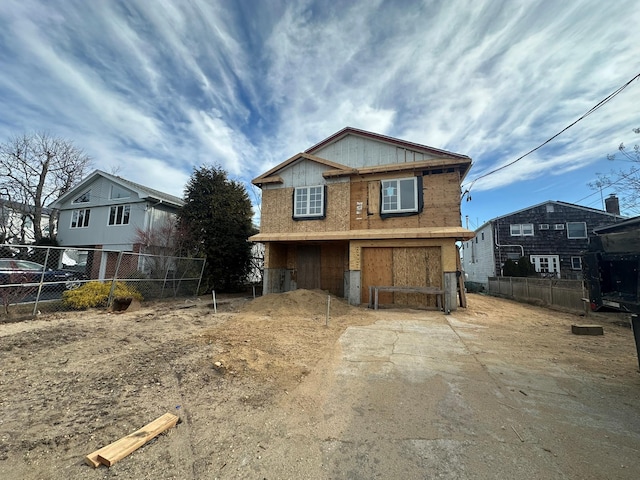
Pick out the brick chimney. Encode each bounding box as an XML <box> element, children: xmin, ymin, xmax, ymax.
<box><xmin>605</xmin><ymin>194</ymin><xmax>620</xmax><ymax>216</ymax></box>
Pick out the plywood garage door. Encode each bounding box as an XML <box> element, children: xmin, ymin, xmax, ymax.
<box><xmin>361</xmin><ymin>247</ymin><xmax>442</xmax><ymax>307</ymax></box>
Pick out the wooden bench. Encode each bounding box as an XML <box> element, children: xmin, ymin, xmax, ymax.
<box><xmin>368</xmin><ymin>285</ymin><xmax>445</xmax><ymax>312</ymax></box>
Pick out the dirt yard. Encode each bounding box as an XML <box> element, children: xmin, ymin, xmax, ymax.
<box><xmin>0</xmin><ymin>290</ymin><xmax>639</xmax><ymax>479</ymax></box>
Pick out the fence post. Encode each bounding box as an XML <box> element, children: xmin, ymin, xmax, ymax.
<box><xmin>195</xmin><ymin>259</ymin><xmax>206</xmax><ymax>297</ymax></box>
<box><xmin>32</xmin><ymin>247</ymin><xmax>51</xmax><ymax>316</ymax></box>
<box><xmin>107</xmin><ymin>251</ymin><xmax>124</xmax><ymax>309</ymax></box>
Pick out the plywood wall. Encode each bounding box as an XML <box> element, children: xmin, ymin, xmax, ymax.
<box><xmin>260</xmin><ymin>183</ymin><xmax>350</xmax><ymax>233</ymax></box>
<box><xmin>350</xmin><ymin>171</ymin><xmax>462</xmax><ymax>230</ymax></box>
<box><xmin>264</xmin><ymin>243</ymin><xmax>288</xmax><ymax>269</ymax></box>
<box><xmin>360</xmin><ymin>246</ymin><xmax>442</xmax><ymax>307</ymax></box>
<box><xmin>320</xmin><ymin>243</ymin><xmax>348</xmax><ymax>296</ymax></box>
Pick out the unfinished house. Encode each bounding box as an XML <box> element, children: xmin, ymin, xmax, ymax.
<box><xmin>250</xmin><ymin>127</ymin><xmax>474</xmax><ymax>310</ymax></box>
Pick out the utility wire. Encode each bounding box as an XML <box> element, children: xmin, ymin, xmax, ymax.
<box><xmin>461</xmin><ymin>72</ymin><xmax>640</xmax><ymax>198</ymax></box>
<box><xmin>572</xmin><ymin>166</ymin><xmax>640</xmax><ymax>204</ymax></box>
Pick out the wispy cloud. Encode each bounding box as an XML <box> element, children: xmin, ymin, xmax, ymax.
<box><xmin>0</xmin><ymin>0</ymin><xmax>638</xmax><ymax>220</ymax></box>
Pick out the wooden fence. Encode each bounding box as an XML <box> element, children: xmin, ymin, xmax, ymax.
<box><xmin>487</xmin><ymin>277</ymin><xmax>586</xmax><ymax>313</ymax></box>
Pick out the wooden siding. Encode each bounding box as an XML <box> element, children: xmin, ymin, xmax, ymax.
<box><xmin>320</xmin><ymin>243</ymin><xmax>348</xmax><ymax>295</ymax></box>
<box><xmin>361</xmin><ymin>246</ymin><xmax>442</xmax><ymax>307</ymax></box>
<box><xmin>492</xmin><ymin>202</ymin><xmax>623</xmax><ymax>278</ymax></box>
<box><xmin>296</xmin><ymin>245</ymin><xmax>321</xmax><ymax>289</ymax></box>
<box><xmin>259</xmin><ymin>183</ymin><xmax>350</xmax><ymax>234</ymax></box>
<box><xmin>350</xmin><ymin>171</ymin><xmax>462</xmax><ymax>230</ymax></box>
<box><xmin>272</xmin><ymin>159</ymin><xmax>347</xmax><ymax>188</ymax></box>
<box><xmin>311</xmin><ymin>134</ymin><xmax>440</xmax><ymax>169</ymax></box>
<box><xmin>350</xmin><ymin>238</ymin><xmax>457</xmax><ymax>272</ymax></box>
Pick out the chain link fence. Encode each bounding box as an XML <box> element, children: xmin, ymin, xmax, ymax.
<box><xmin>0</xmin><ymin>244</ymin><xmax>205</xmax><ymax>317</ymax></box>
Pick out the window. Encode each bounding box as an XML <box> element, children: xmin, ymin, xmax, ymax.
<box><xmin>554</xmin><ymin>224</ymin><xmax>564</xmax><ymax>230</ymax></box>
<box><xmin>571</xmin><ymin>256</ymin><xmax>582</xmax><ymax>270</ymax></box>
<box><xmin>109</xmin><ymin>205</ymin><xmax>131</xmax><ymax>225</ymax></box>
<box><xmin>71</xmin><ymin>209</ymin><xmax>90</xmax><ymax>228</ymax></box>
<box><xmin>539</xmin><ymin>224</ymin><xmax>549</xmax><ymax>230</ymax></box>
<box><xmin>481</xmin><ymin>232</ymin><xmax>485</xmax><ymax>240</ymax></box>
<box><xmin>381</xmin><ymin>177</ymin><xmax>418</xmax><ymax>214</ymax></box>
<box><xmin>110</xmin><ymin>185</ymin><xmax>131</xmax><ymax>200</ymax></box>
<box><xmin>73</xmin><ymin>190</ymin><xmax>91</xmax><ymax>203</ymax></box>
<box><xmin>530</xmin><ymin>255</ymin><xmax>560</xmax><ymax>277</ymax></box>
<box><xmin>546</xmin><ymin>204</ymin><xmax>554</xmax><ymax>213</ymax></box>
<box><xmin>567</xmin><ymin>222</ymin><xmax>587</xmax><ymax>239</ymax></box>
<box><xmin>510</xmin><ymin>223</ymin><xmax>534</xmax><ymax>236</ymax></box>
<box><xmin>294</xmin><ymin>186</ymin><xmax>324</xmax><ymax>218</ymax></box>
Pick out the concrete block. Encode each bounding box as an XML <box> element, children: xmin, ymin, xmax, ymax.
<box><xmin>571</xmin><ymin>324</ymin><xmax>604</xmax><ymax>335</ymax></box>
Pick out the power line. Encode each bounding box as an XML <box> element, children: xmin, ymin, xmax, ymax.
<box><xmin>573</xmin><ymin>166</ymin><xmax>640</xmax><ymax>204</ymax></box>
<box><xmin>462</xmin><ymin>71</ymin><xmax>640</xmax><ymax>199</ymax></box>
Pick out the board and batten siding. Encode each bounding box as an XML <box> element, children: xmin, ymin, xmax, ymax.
<box><xmin>312</xmin><ymin>134</ymin><xmax>440</xmax><ymax>169</ymax></box>
<box><xmin>264</xmin><ymin>158</ymin><xmax>350</xmax><ymax>189</ymax></box>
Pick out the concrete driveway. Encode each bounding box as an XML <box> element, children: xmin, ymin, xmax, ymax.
<box><xmin>266</xmin><ymin>309</ymin><xmax>640</xmax><ymax>479</ymax></box>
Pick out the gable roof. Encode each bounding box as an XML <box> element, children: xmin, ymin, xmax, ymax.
<box><xmin>305</xmin><ymin>126</ymin><xmax>471</xmax><ymax>161</ymax></box>
<box><xmin>253</xmin><ymin>127</ymin><xmax>472</xmax><ymax>186</ymax></box>
<box><xmin>252</xmin><ymin>153</ymin><xmax>354</xmax><ymax>186</ymax></box>
<box><xmin>472</xmin><ymin>200</ymin><xmax>626</xmax><ymax>232</ymax></box>
<box><xmin>49</xmin><ymin>170</ymin><xmax>184</xmax><ymax>209</ymax></box>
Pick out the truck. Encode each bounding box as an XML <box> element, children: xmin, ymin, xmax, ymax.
<box><xmin>582</xmin><ymin>216</ymin><xmax>640</xmax><ymax>369</ymax></box>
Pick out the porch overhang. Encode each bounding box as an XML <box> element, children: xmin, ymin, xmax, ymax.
<box><xmin>249</xmin><ymin>226</ymin><xmax>475</xmax><ymax>243</ymax></box>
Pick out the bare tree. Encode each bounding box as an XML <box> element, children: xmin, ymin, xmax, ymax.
<box><xmin>0</xmin><ymin>132</ymin><xmax>92</xmax><ymax>243</ymax></box>
<box><xmin>590</xmin><ymin>128</ymin><xmax>640</xmax><ymax>216</ymax></box>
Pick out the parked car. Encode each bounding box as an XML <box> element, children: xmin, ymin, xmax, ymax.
<box><xmin>0</xmin><ymin>258</ymin><xmax>85</xmax><ymax>290</ymax></box>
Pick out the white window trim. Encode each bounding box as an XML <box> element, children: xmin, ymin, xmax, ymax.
<box><xmin>566</xmin><ymin>222</ymin><xmax>587</xmax><ymax>239</ymax></box>
<box><xmin>294</xmin><ymin>185</ymin><xmax>325</xmax><ymax>218</ymax></box>
<box><xmin>554</xmin><ymin>224</ymin><xmax>565</xmax><ymax>230</ymax></box>
<box><xmin>510</xmin><ymin>223</ymin><xmax>534</xmax><ymax>236</ymax></box>
<box><xmin>530</xmin><ymin>254</ymin><xmax>560</xmax><ymax>277</ymax></box>
<box><xmin>72</xmin><ymin>190</ymin><xmax>91</xmax><ymax>204</ymax></box>
<box><xmin>110</xmin><ymin>185</ymin><xmax>131</xmax><ymax>200</ymax></box>
<box><xmin>571</xmin><ymin>256</ymin><xmax>582</xmax><ymax>270</ymax></box>
<box><xmin>381</xmin><ymin>177</ymin><xmax>418</xmax><ymax>214</ymax></box>
<box><xmin>108</xmin><ymin>205</ymin><xmax>131</xmax><ymax>226</ymax></box>
<box><xmin>70</xmin><ymin>208</ymin><xmax>90</xmax><ymax>228</ymax></box>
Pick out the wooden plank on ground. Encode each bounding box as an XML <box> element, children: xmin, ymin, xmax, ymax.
<box><xmin>85</xmin><ymin>412</ymin><xmax>179</xmax><ymax>468</ymax></box>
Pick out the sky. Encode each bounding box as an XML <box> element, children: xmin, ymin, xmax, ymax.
<box><xmin>1</xmin><ymin>0</ymin><xmax>639</xmax><ymax>229</ymax></box>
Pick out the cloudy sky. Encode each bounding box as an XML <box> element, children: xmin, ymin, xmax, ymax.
<box><xmin>1</xmin><ymin>0</ymin><xmax>639</xmax><ymax>227</ymax></box>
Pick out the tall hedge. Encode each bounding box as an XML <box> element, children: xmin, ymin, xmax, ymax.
<box><xmin>179</xmin><ymin>165</ymin><xmax>257</xmax><ymax>292</ymax></box>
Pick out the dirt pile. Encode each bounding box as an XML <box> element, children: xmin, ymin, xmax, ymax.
<box><xmin>204</xmin><ymin>290</ymin><xmax>374</xmax><ymax>394</ymax></box>
<box><xmin>239</xmin><ymin>289</ymin><xmax>355</xmax><ymax>317</ymax></box>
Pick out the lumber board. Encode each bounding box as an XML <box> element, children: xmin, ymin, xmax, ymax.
<box><xmin>85</xmin><ymin>412</ymin><xmax>179</xmax><ymax>468</ymax></box>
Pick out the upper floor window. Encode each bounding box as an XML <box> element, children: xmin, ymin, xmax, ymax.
<box><xmin>567</xmin><ymin>222</ymin><xmax>587</xmax><ymax>239</ymax></box>
<box><xmin>110</xmin><ymin>185</ymin><xmax>131</xmax><ymax>200</ymax></box>
<box><xmin>73</xmin><ymin>190</ymin><xmax>91</xmax><ymax>203</ymax></box>
<box><xmin>109</xmin><ymin>205</ymin><xmax>131</xmax><ymax>225</ymax></box>
<box><xmin>381</xmin><ymin>177</ymin><xmax>418</xmax><ymax>214</ymax></box>
<box><xmin>539</xmin><ymin>224</ymin><xmax>549</xmax><ymax>230</ymax></box>
<box><xmin>510</xmin><ymin>223</ymin><xmax>534</xmax><ymax>236</ymax></box>
<box><xmin>294</xmin><ymin>186</ymin><xmax>324</xmax><ymax>219</ymax></box>
<box><xmin>71</xmin><ymin>209</ymin><xmax>90</xmax><ymax>228</ymax></box>
<box><xmin>554</xmin><ymin>224</ymin><xmax>565</xmax><ymax>230</ymax></box>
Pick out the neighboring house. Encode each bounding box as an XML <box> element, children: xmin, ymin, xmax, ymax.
<box><xmin>250</xmin><ymin>127</ymin><xmax>474</xmax><ymax>309</ymax></box>
<box><xmin>48</xmin><ymin>170</ymin><xmax>184</xmax><ymax>280</ymax></box>
<box><xmin>462</xmin><ymin>198</ymin><xmax>625</xmax><ymax>286</ymax></box>
<box><xmin>0</xmin><ymin>199</ymin><xmax>51</xmax><ymax>244</ymax></box>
